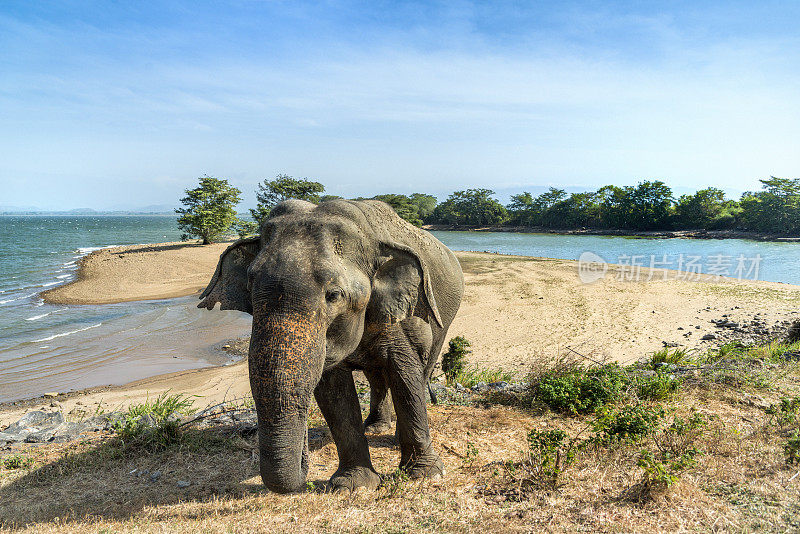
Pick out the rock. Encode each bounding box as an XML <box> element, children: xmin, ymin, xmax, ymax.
<box><xmin>83</xmin><ymin>413</ymin><xmax>120</xmax><ymax>431</ymax></box>
<box><xmin>25</xmin><ymin>427</ymin><xmax>59</xmax><ymax>443</ymax></box>
<box><xmin>150</xmin><ymin>470</ymin><xmax>162</xmax><ymax>482</ymax></box>
<box><xmin>702</xmin><ymin>333</ymin><xmax>717</xmax><ymax>341</ymax></box>
<box><xmin>177</xmin><ymin>480</ymin><xmax>191</xmax><ymax>488</ymax></box>
<box><xmin>50</xmin><ymin>401</ymin><xmax>63</xmax><ymax>409</ymax></box>
<box><xmin>488</xmin><ymin>381</ymin><xmax>509</xmax><ymax>391</ymax></box>
<box><xmin>2</xmin><ymin>410</ymin><xmax>66</xmax><ymax>442</ymax></box>
<box><xmin>43</xmin><ymin>392</ymin><xmax>60</xmax><ymax>399</ymax></box>
<box><xmin>455</xmin><ymin>383</ymin><xmax>466</xmax><ymax>392</ymax></box>
<box><xmin>662</xmin><ymin>341</ymin><xmax>680</xmax><ymax>348</ymax></box>
<box><xmin>51</xmin><ymin>421</ymin><xmax>90</xmax><ymax>443</ymax></box>
<box><xmin>472</xmin><ymin>382</ymin><xmax>489</xmax><ymax>393</ymax></box>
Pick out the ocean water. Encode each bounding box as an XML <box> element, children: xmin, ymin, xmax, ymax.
<box><xmin>0</xmin><ymin>216</ymin><xmax>252</xmax><ymax>403</ymax></box>
<box><xmin>0</xmin><ymin>217</ymin><xmax>798</xmax><ymax>403</ymax></box>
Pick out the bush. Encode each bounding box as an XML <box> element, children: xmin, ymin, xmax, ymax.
<box><xmin>526</xmin><ymin>429</ymin><xmax>578</xmax><ymax>488</ymax></box>
<box><xmin>591</xmin><ymin>404</ymin><xmax>665</xmax><ymax>445</ymax></box>
<box><xmin>767</xmin><ymin>396</ymin><xmax>800</xmax><ymax>428</ymax></box>
<box><xmin>635</xmin><ymin>371</ymin><xmax>682</xmax><ymax>401</ymax></box>
<box><xmin>534</xmin><ymin>363</ymin><xmax>630</xmax><ymax>415</ymax></box>
<box><xmin>2</xmin><ymin>455</ymin><xmax>32</xmax><ymax>470</ymax></box>
<box><xmin>637</xmin><ymin>412</ymin><xmax>707</xmax><ymax>494</ymax></box>
<box><xmin>113</xmin><ymin>392</ymin><xmax>196</xmax><ymax>450</ymax></box>
<box><xmin>442</xmin><ymin>337</ymin><xmax>471</xmax><ymax>386</ymax></box>
<box><xmin>785</xmin><ymin>432</ymin><xmax>800</xmax><ymax>465</ymax></box>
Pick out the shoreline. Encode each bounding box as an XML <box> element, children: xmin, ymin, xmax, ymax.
<box><xmin>424</xmin><ymin>224</ymin><xmax>800</xmax><ymax>242</ymax></box>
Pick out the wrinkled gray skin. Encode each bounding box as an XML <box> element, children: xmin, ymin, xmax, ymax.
<box><xmin>198</xmin><ymin>199</ymin><xmax>464</xmax><ymax>494</ymax></box>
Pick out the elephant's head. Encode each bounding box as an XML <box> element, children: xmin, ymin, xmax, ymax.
<box><xmin>198</xmin><ymin>199</ymin><xmax>443</xmax><ymax>493</ymax></box>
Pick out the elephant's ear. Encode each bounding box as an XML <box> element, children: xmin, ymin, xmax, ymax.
<box><xmin>198</xmin><ymin>237</ymin><xmax>261</xmax><ymax>314</ymax></box>
<box><xmin>369</xmin><ymin>241</ymin><xmax>443</xmax><ymax>328</ymax></box>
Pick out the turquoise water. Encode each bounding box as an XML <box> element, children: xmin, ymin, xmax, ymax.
<box><xmin>0</xmin><ymin>216</ymin><xmax>251</xmax><ymax>403</ymax></box>
<box><xmin>0</xmin><ymin>217</ymin><xmax>798</xmax><ymax>403</ymax></box>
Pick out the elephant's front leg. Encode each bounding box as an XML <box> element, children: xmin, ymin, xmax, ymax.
<box><xmin>385</xmin><ymin>318</ymin><xmax>443</xmax><ymax>479</ymax></box>
<box><xmin>363</xmin><ymin>368</ymin><xmax>393</xmax><ymax>434</ymax></box>
<box><xmin>314</xmin><ymin>366</ymin><xmax>381</xmax><ymax>492</ymax></box>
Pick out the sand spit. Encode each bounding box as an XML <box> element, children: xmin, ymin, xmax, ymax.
<box><xmin>41</xmin><ymin>241</ymin><xmax>232</xmax><ymax>305</ymax></box>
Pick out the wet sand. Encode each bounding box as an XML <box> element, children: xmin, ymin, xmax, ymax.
<box><xmin>5</xmin><ymin>241</ymin><xmax>798</xmax><ymax>425</ymax></box>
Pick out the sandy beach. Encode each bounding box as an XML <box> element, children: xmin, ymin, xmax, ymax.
<box><xmin>5</xmin><ymin>240</ymin><xmax>799</xmax><ymax>425</ymax></box>
<box><xmin>41</xmin><ymin>242</ymin><xmax>233</xmax><ymax>305</ymax></box>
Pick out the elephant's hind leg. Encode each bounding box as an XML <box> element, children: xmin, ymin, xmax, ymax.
<box><xmin>314</xmin><ymin>367</ymin><xmax>381</xmax><ymax>492</ymax></box>
<box><xmin>385</xmin><ymin>317</ymin><xmax>443</xmax><ymax>479</ymax></box>
<box><xmin>363</xmin><ymin>368</ymin><xmax>393</xmax><ymax>434</ymax></box>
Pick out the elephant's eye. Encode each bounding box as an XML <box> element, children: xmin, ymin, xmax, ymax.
<box><xmin>325</xmin><ymin>289</ymin><xmax>344</xmax><ymax>303</ymax></box>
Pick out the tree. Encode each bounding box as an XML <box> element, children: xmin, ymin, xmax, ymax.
<box><xmin>250</xmin><ymin>174</ymin><xmax>325</xmax><ymax>225</ymax></box>
<box><xmin>597</xmin><ymin>181</ymin><xmax>674</xmax><ymax>230</ymax></box>
<box><xmin>431</xmin><ymin>189</ymin><xmax>507</xmax><ymax>225</ymax></box>
<box><xmin>674</xmin><ymin>188</ymin><xmax>730</xmax><ymax>229</ymax></box>
<box><xmin>410</xmin><ymin>193</ymin><xmax>438</xmax><ymax>221</ymax></box>
<box><xmin>739</xmin><ymin>177</ymin><xmax>800</xmax><ymax>234</ymax></box>
<box><xmin>507</xmin><ymin>188</ymin><xmax>568</xmax><ymax>226</ymax></box>
<box><xmin>176</xmin><ymin>176</ymin><xmax>242</xmax><ymax>245</ymax></box>
<box><xmin>372</xmin><ymin>194</ymin><xmax>424</xmax><ymax>226</ymax></box>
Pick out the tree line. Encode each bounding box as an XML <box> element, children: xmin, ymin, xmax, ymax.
<box><xmin>177</xmin><ymin>175</ymin><xmax>800</xmax><ymax>243</ymax></box>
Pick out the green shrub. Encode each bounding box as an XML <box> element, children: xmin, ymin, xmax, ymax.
<box><xmin>785</xmin><ymin>432</ymin><xmax>800</xmax><ymax>465</ymax></box>
<box><xmin>534</xmin><ymin>363</ymin><xmax>630</xmax><ymax>415</ymax></box>
<box><xmin>113</xmin><ymin>392</ymin><xmax>196</xmax><ymax>450</ymax></box>
<box><xmin>636</xmin><ymin>411</ymin><xmax>706</xmax><ymax>494</ymax></box>
<box><xmin>636</xmin><ymin>371</ymin><xmax>682</xmax><ymax>401</ymax></box>
<box><xmin>648</xmin><ymin>347</ymin><xmax>690</xmax><ymax>369</ymax></box>
<box><xmin>526</xmin><ymin>429</ymin><xmax>578</xmax><ymax>488</ymax></box>
<box><xmin>591</xmin><ymin>404</ymin><xmax>665</xmax><ymax>445</ymax></box>
<box><xmin>2</xmin><ymin>455</ymin><xmax>32</xmax><ymax>470</ymax></box>
<box><xmin>766</xmin><ymin>396</ymin><xmax>800</xmax><ymax>428</ymax></box>
<box><xmin>442</xmin><ymin>337</ymin><xmax>471</xmax><ymax>386</ymax></box>
<box><xmin>638</xmin><ymin>449</ymin><xmax>698</xmax><ymax>490</ymax></box>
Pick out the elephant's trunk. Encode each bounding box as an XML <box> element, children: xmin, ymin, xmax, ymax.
<box><xmin>249</xmin><ymin>308</ymin><xmax>324</xmax><ymax>494</ymax></box>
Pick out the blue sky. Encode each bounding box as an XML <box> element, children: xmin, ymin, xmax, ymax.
<box><xmin>1</xmin><ymin>1</ymin><xmax>798</xmax><ymax>211</ymax></box>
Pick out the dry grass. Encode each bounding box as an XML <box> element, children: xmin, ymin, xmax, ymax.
<box><xmin>2</xmin><ymin>381</ymin><xmax>800</xmax><ymax>533</ymax></box>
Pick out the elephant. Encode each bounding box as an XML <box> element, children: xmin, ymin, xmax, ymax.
<box><xmin>198</xmin><ymin>199</ymin><xmax>464</xmax><ymax>493</ymax></box>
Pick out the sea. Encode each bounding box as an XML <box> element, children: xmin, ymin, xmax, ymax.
<box><xmin>0</xmin><ymin>216</ymin><xmax>251</xmax><ymax>403</ymax></box>
<box><xmin>0</xmin><ymin>215</ymin><xmax>798</xmax><ymax>403</ymax></box>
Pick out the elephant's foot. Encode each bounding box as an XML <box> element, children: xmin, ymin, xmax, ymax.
<box><xmin>403</xmin><ymin>450</ymin><xmax>445</xmax><ymax>479</ymax></box>
<box><xmin>363</xmin><ymin>414</ymin><xmax>393</xmax><ymax>435</ymax></box>
<box><xmin>328</xmin><ymin>465</ymin><xmax>381</xmax><ymax>493</ymax></box>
